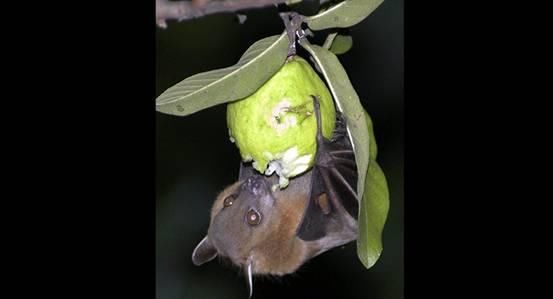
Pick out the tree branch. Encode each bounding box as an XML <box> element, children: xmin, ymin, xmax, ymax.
<box><xmin>156</xmin><ymin>0</ymin><xmax>291</xmax><ymax>28</ymax></box>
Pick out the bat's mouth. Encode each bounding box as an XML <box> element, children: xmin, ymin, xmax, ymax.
<box><xmin>242</xmin><ymin>175</ymin><xmax>270</xmax><ymax>196</ymax></box>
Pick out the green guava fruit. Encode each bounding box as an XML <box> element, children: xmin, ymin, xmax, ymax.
<box><xmin>226</xmin><ymin>56</ymin><xmax>336</xmax><ymax>188</ymax></box>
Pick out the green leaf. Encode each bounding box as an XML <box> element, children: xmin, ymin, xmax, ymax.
<box><xmin>357</xmin><ymin>110</ymin><xmax>388</xmax><ymax>268</ymax></box>
<box><xmin>300</xmin><ymin>41</ymin><xmax>369</xmax><ymax>200</ymax></box>
<box><xmin>300</xmin><ymin>40</ymin><xmax>389</xmax><ymax>269</ymax></box>
<box><xmin>364</xmin><ymin>109</ymin><xmax>377</xmax><ymax>159</ymax></box>
<box><xmin>322</xmin><ymin>32</ymin><xmax>338</xmax><ymax>49</ymax></box>
<box><xmin>329</xmin><ymin>34</ymin><xmax>353</xmax><ymax>55</ymax></box>
<box><xmin>306</xmin><ymin>0</ymin><xmax>385</xmax><ymax>31</ymax></box>
<box><xmin>156</xmin><ymin>32</ymin><xmax>289</xmax><ymax>116</ymax></box>
<box><xmin>357</xmin><ymin>159</ymin><xmax>389</xmax><ymax>268</ymax></box>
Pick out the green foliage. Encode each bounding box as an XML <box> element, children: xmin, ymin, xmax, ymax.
<box><xmin>306</xmin><ymin>0</ymin><xmax>385</xmax><ymax>30</ymax></box>
<box><xmin>324</xmin><ymin>32</ymin><xmax>354</xmax><ymax>55</ymax></box>
<box><xmin>358</xmin><ymin>111</ymin><xmax>389</xmax><ymax>269</ymax></box>
<box><xmin>329</xmin><ymin>34</ymin><xmax>353</xmax><ymax>54</ymax></box>
<box><xmin>156</xmin><ymin>33</ymin><xmax>288</xmax><ymax>116</ymax></box>
<box><xmin>358</xmin><ymin>158</ymin><xmax>389</xmax><ymax>268</ymax></box>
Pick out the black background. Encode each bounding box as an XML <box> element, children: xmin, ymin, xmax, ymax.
<box><xmin>6</xmin><ymin>0</ymin><xmax>539</xmax><ymax>297</ymax></box>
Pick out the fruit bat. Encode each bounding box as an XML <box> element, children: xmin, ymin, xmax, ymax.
<box><xmin>192</xmin><ymin>96</ymin><xmax>359</xmax><ymax>296</ymax></box>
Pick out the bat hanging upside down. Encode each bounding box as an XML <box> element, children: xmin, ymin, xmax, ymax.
<box><xmin>192</xmin><ymin>95</ymin><xmax>359</xmax><ymax>296</ymax></box>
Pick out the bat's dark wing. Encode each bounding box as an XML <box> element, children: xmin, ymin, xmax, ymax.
<box><xmin>296</xmin><ymin>96</ymin><xmax>359</xmax><ymax>249</ymax></box>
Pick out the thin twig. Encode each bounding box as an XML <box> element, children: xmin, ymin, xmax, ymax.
<box><xmin>156</xmin><ymin>0</ymin><xmax>290</xmax><ymax>28</ymax></box>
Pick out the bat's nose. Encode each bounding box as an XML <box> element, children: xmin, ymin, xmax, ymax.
<box><xmin>245</xmin><ymin>175</ymin><xmax>268</xmax><ymax>196</ymax></box>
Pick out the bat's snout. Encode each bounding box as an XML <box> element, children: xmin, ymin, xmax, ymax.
<box><xmin>244</xmin><ymin>175</ymin><xmax>269</xmax><ymax>196</ymax></box>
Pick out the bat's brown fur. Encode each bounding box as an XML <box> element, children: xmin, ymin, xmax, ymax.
<box><xmin>209</xmin><ymin>177</ymin><xmax>317</xmax><ymax>275</ymax></box>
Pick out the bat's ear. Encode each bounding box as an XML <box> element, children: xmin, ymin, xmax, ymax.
<box><xmin>192</xmin><ymin>236</ymin><xmax>218</xmax><ymax>266</ymax></box>
<box><xmin>238</xmin><ymin>162</ymin><xmax>256</xmax><ymax>181</ymax></box>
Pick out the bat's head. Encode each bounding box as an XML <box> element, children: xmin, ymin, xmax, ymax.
<box><xmin>192</xmin><ymin>172</ymin><xmax>311</xmax><ymax>278</ymax></box>
<box><xmin>207</xmin><ymin>174</ymin><xmax>276</xmax><ymax>264</ymax></box>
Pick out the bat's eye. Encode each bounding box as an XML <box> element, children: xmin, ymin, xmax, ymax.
<box><xmin>223</xmin><ymin>195</ymin><xmax>235</xmax><ymax>208</ymax></box>
<box><xmin>246</xmin><ymin>209</ymin><xmax>261</xmax><ymax>226</ymax></box>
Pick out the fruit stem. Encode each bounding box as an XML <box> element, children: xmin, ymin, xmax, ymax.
<box><xmin>279</xmin><ymin>12</ymin><xmax>304</xmax><ymax>57</ymax></box>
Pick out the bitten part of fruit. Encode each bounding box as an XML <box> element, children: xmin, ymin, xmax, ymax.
<box><xmin>227</xmin><ymin>56</ymin><xmax>336</xmax><ymax>188</ymax></box>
